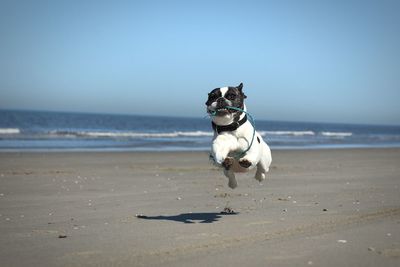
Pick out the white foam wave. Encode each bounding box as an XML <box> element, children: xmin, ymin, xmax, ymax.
<box><xmin>321</xmin><ymin>132</ymin><xmax>352</xmax><ymax>137</ymax></box>
<box><xmin>259</xmin><ymin>131</ymin><xmax>315</xmax><ymax>136</ymax></box>
<box><xmin>0</xmin><ymin>128</ymin><xmax>20</xmax><ymax>134</ymax></box>
<box><xmin>50</xmin><ymin>130</ymin><xmax>214</xmax><ymax>138</ymax></box>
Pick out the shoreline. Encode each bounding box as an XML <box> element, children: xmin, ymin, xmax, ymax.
<box><xmin>1</xmin><ymin>148</ymin><xmax>399</xmax><ymax>266</ymax></box>
<box><xmin>1</xmin><ymin>145</ymin><xmax>400</xmax><ymax>153</ymax></box>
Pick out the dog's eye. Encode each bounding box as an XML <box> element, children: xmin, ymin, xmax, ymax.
<box><xmin>208</xmin><ymin>94</ymin><xmax>218</xmax><ymax>101</ymax></box>
<box><xmin>226</xmin><ymin>93</ymin><xmax>236</xmax><ymax>100</ymax></box>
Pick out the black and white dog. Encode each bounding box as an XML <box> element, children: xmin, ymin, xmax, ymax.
<box><xmin>206</xmin><ymin>83</ymin><xmax>272</xmax><ymax>189</ymax></box>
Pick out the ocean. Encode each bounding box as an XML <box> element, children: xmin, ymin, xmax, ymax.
<box><xmin>1</xmin><ymin>110</ymin><xmax>400</xmax><ymax>152</ymax></box>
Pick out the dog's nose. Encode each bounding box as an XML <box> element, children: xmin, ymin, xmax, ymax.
<box><xmin>216</xmin><ymin>98</ymin><xmax>227</xmax><ymax>108</ymax></box>
<box><xmin>217</xmin><ymin>98</ymin><xmax>226</xmax><ymax>105</ymax></box>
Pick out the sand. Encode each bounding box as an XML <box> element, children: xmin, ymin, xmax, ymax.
<box><xmin>0</xmin><ymin>149</ymin><xmax>399</xmax><ymax>266</ymax></box>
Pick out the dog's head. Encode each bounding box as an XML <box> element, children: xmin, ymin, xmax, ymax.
<box><xmin>206</xmin><ymin>83</ymin><xmax>247</xmax><ymax>118</ymax></box>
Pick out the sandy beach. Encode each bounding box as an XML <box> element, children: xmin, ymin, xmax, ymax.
<box><xmin>0</xmin><ymin>149</ymin><xmax>399</xmax><ymax>266</ymax></box>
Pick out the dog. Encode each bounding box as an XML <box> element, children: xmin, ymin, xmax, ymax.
<box><xmin>206</xmin><ymin>83</ymin><xmax>272</xmax><ymax>189</ymax></box>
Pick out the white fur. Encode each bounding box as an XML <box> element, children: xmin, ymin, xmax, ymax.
<box><xmin>220</xmin><ymin>87</ymin><xmax>229</xmax><ymax>95</ymax></box>
<box><xmin>209</xmin><ymin>105</ymin><xmax>272</xmax><ymax>189</ymax></box>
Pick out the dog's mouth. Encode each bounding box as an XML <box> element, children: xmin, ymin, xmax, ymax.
<box><xmin>208</xmin><ymin>106</ymin><xmax>237</xmax><ymax>116</ymax></box>
<box><xmin>215</xmin><ymin>107</ymin><xmax>230</xmax><ymax>115</ymax></box>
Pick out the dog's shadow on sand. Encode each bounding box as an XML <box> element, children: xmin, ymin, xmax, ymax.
<box><xmin>136</xmin><ymin>212</ymin><xmax>238</xmax><ymax>224</ymax></box>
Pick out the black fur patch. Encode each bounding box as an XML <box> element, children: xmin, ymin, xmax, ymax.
<box><xmin>226</xmin><ymin>86</ymin><xmax>247</xmax><ymax>122</ymax></box>
<box><xmin>225</xmin><ymin>87</ymin><xmax>246</xmax><ymax>109</ymax></box>
<box><xmin>239</xmin><ymin>159</ymin><xmax>252</xmax><ymax>168</ymax></box>
<box><xmin>257</xmin><ymin>136</ymin><xmax>260</xmax><ymax>143</ymax></box>
<box><xmin>205</xmin><ymin>88</ymin><xmax>222</xmax><ymax>106</ymax></box>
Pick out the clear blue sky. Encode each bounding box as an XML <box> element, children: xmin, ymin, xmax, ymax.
<box><xmin>1</xmin><ymin>0</ymin><xmax>399</xmax><ymax>125</ymax></box>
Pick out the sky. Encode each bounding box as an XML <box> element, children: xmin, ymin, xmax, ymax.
<box><xmin>0</xmin><ymin>0</ymin><xmax>399</xmax><ymax>125</ymax></box>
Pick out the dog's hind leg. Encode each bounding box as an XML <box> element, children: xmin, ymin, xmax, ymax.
<box><xmin>255</xmin><ymin>148</ymin><xmax>271</xmax><ymax>182</ymax></box>
<box><xmin>255</xmin><ymin>162</ymin><xmax>267</xmax><ymax>182</ymax></box>
<box><xmin>224</xmin><ymin>169</ymin><xmax>237</xmax><ymax>189</ymax></box>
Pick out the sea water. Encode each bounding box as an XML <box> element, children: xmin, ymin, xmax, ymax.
<box><xmin>1</xmin><ymin>110</ymin><xmax>399</xmax><ymax>151</ymax></box>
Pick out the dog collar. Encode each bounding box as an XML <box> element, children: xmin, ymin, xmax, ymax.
<box><xmin>212</xmin><ymin>115</ymin><xmax>248</xmax><ymax>134</ymax></box>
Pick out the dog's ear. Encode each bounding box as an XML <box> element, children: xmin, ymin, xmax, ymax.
<box><xmin>237</xmin><ymin>83</ymin><xmax>247</xmax><ymax>99</ymax></box>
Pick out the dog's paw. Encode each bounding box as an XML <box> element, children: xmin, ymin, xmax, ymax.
<box><xmin>228</xmin><ymin>178</ymin><xmax>238</xmax><ymax>189</ymax></box>
<box><xmin>239</xmin><ymin>158</ymin><xmax>252</xmax><ymax>168</ymax></box>
<box><xmin>222</xmin><ymin>157</ymin><xmax>234</xmax><ymax>170</ymax></box>
<box><xmin>255</xmin><ymin>172</ymin><xmax>266</xmax><ymax>182</ymax></box>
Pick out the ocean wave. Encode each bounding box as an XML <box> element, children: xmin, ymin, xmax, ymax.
<box><xmin>259</xmin><ymin>131</ymin><xmax>315</xmax><ymax>136</ymax></box>
<box><xmin>0</xmin><ymin>128</ymin><xmax>20</xmax><ymax>134</ymax></box>
<box><xmin>321</xmin><ymin>132</ymin><xmax>352</xmax><ymax>137</ymax></box>
<box><xmin>259</xmin><ymin>130</ymin><xmax>353</xmax><ymax>138</ymax></box>
<box><xmin>49</xmin><ymin>130</ymin><xmax>214</xmax><ymax>138</ymax></box>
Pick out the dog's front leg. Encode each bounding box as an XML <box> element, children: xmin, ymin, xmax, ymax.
<box><xmin>224</xmin><ymin>169</ymin><xmax>237</xmax><ymax>189</ymax></box>
<box><xmin>237</xmin><ymin>136</ymin><xmax>261</xmax><ymax>170</ymax></box>
<box><xmin>212</xmin><ymin>134</ymin><xmax>238</xmax><ymax>165</ymax></box>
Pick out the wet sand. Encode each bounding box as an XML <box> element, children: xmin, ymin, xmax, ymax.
<box><xmin>0</xmin><ymin>149</ymin><xmax>399</xmax><ymax>266</ymax></box>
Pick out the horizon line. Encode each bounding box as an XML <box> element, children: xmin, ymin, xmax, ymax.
<box><xmin>1</xmin><ymin>108</ymin><xmax>399</xmax><ymax>128</ymax></box>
